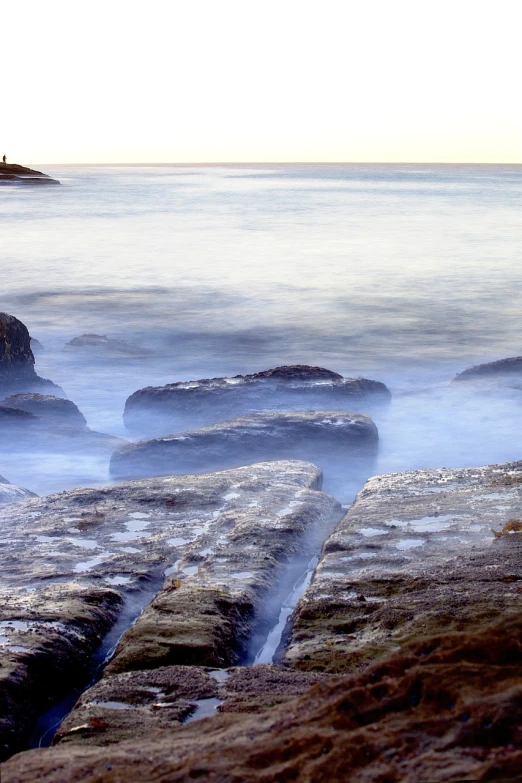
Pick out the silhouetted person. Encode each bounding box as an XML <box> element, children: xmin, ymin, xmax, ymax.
<box><xmin>2</xmin><ymin>155</ymin><xmax>6</xmax><ymax>165</ymax></box>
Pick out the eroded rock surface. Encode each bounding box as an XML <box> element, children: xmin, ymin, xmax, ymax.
<box><xmin>0</xmin><ymin>474</ymin><xmax>36</xmax><ymax>504</ymax></box>
<box><xmin>0</xmin><ymin>313</ymin><xmax>62</xmax><ymax>396</ymax></box>
<box><xmin>0</xmin><ymin>461</ymin><xmax>340</xmax><ymax>761</ymax></box>
<box><xmin>123</xmin><ymin>364</ymin><xmax>390</xmax><ymax>436</ymax></box>
<box><xmin>111</xmin><ymin>410</ymin><xmax>379</xmax><ymax>482</ymax></box>
<box><xmin>284</xmin><ymin>460</ymin><xmax>522</xmax><ymax>673</ymax></box>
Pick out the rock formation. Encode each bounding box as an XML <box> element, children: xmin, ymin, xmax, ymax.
<box><xmin>0</xmin><ymin>313</ymin><xmax>62</xmax><ymax>396</ymax></box>
<box><xmin>123</xmin><ymin>365</ymin><xmax>391</xmax><ymax>436</ymax></box>
<box><xmin>0</xmin><ymin>461</ymin><xmax>340</xmax><ymax>761</ymax></box>
<box><xmin>0</xmin><ymin>163</ymin><xmax>59</xmax><ymax>184</ymax></box>
<box><xmin>110</xmin><ymin>410</ymin><xmax>379</xmax><ymax>482</ymax></box>
<box><xmin>2</xmin><ymin>394</ymin><xmax>87</xmax><ymax>428</ymax></box>
<box><xmin>453</xmin><ymin>355</ymin><xmax>522</xmax><ymax>384</ymax></box>
<box><xmin>3</xmin><ymin>459</ymin><xmax>521</xmax><ymax>781</ymax></box>
<box><xmin>64</xmin><ymin>334</ymin><xmax>152</xmax><ymax>357</ymax></box>
<box><xmin>0</xmin><ymin>474</ymin><xmax>36</xmax><ymax>504</ymax></box>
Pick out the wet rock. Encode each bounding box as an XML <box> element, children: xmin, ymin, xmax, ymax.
<box><xmin>453</xmin><ymin>355</ymin><xmax>522</xmax><ymax>385</ymax></box>
<box><xmin>64</xmin><ymin>334</ymin><xmax>151</xmax><ymax>357</ymax></box>
<box><xmin>110</xmin><ymin>410</ymin><xmax>379</xmax><ymax>482</ymax></box>
<box><xmin>0</xmin><ymin>585</ymin><xmax>122</xmax><ymax>761</ymax></box>
<box><xmin>0</xmin><ymin>461</ymin><xmax>339</xmax><ymax>760</ymax></box>
<box><xmin>0</xmin><ymin>163</ymin><xmax>59</xmax><ymax>184</ymax></box>
<box><xmin>123</xmin><ymin>364</ymin><xmax>391</xmax><ymax>436</ymax></box>
<box><xmin>2</xmin><ymin>394</ymin><xmax>87</xmax><ymax>428</ymax></box>
<box><xmin>284</xmin><ymin>459</ymin><xmax>522</xmax><ymax>673</ymax></box>
<box><xmin>54</xmin><ymin>666</ymin><xmax>217</xmax><ymax>747</ymax></box>
<box><xmin>0</xmin><ymin>313</ymin><xmax>62</xmax><ymax>396</ymax></box>
<box><xmin>5</xmin><ymin>609</ymin><xmax>522</xmax><ymax>782</ymax></box>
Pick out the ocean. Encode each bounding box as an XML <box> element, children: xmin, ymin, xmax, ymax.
<box><xmin>1</xmin><ymin>163</ymin><xmax>521</xmax><ymax>495</ymax></box>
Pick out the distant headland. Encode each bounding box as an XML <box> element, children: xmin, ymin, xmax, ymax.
<box><xmin>0</xmin><ymin>162</ymin><xmax>60</xmax><ymax>184</ymax></box>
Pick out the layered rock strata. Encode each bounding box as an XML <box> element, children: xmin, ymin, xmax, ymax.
<box><xmin>123</xmin><ymin>364</ymin><xmax>391</xmax><ymax>436</ymax></box>
<box><xmin>0</xmin><ymin>461</ymin><xmax>340</xmax><ymax>761</ymax></box>
<box><xmin>110</xmin><ymin>410</ymin><xmax>378</xmax><ymax>481</ymax></box>
<box><xmin>0</xmin><ymin>313</ymin><xmax>62</xmax><ymax>396</ymax></box>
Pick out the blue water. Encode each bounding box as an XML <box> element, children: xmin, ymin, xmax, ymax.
<box><xmin>1</xmin><ymin>163</ymin><xmax>522</xmax><ymax>494</ymax></box>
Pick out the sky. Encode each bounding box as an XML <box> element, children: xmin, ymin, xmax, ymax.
<box><xmin>2</xmin><ymin>0</ymin><xmax>521</xmax><ymax>164</ymax></box>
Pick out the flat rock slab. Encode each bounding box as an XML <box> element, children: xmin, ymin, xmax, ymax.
<box><xmin>284</xmin><ymin>459</ymin><xmax>522</xmax><ymax>673</ymax></box>
<box><xmin>123</xmin><ymin>364</ymin><xmax>390</xmax><ymax>436</ymax></box>
<box><xmin>110</xmin><ymin>410</ymin><xmax>379</xmax><ymax>481</ymax></box>
<box><xmin>53</xmin><ymin>663</ymin><xmax>327</xmax><ymax>747</ymax></box>
<box><xmin>0</xmin><ymin>461</ymin><xmax>340</xmax><ymax>759</ymax></box>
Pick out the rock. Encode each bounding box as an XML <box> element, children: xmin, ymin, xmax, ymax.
<box><xmin>0</xmin><ymin>163</ymin><xmax>59</xmax><ymax>184</ymax></box>
<box><xmin>0</xmin><ymin>474</ymin><xmax>36</xmax><ymax>504</ymax></box>
<box><xmin>4</xmin><ymin>461</ymin><xmax>522</xmax><ymax>782</ymax></box>
<box><xmin>4</xmin><ymin>611</ymin><xmax>522</xmax><ymax>781</ymax></box>
<box><xmin>30</xmin><ymin>337</ymin><xmax>44</xmax><ymax>354</ymax></box>
<box><xmin>284</xmin><ymin>459</ymin><xmax>522</xmax><ymax>673</ymax></box>
<box><xmin>52</xmin><ymin>664</ymin><xmax>326</xmax><ymax>748</ymax></box>
<box><xmin>1</xmin><ymin>394</ymin><xmax>87</xmax><ymax>428</ymax></box>
<box><xmin>0</xmin><ymin>399</ymin><xmax>124</xmax><ymax>456</ymax></box>
<box><xmin>110</xmin><ymin>410</ymin><xmax>379</xmax><ymax>482</ymax></box>
<box><xmin>123</xmin><ymin>365</ymin><xmax>391</xmax><ymax>436</ymax></box>
<box><xmin>0</xmin><ymin>313</ymin><xmax>63</xmax><ymax>396</ymax></box>
<box><xmin>453</xmin><ymin>355</ymin><xmax>522</xmax><ymax>384</ymax></box>
<box><xmin>63</xmin><ymin>334</ymin><xmax>151</xmax><ymax>357</ymax></box>
<box><xmin>0</xmin><ymin>461</ymin><xmax>340</xmax><ymax>760</ymax></box>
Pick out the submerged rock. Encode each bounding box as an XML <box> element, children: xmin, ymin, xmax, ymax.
<box><xmin>0</xmin><ymin>461</ymin><xmax>340</xmax><ymax>760</ymax></box>
<box><xmin>0</xmin><ymin>313</ymin><xmax>62</xmax><ymax>396</ymax></box>
<box><xmin>123</xmin><ymin>364</ymin><xmax>391</xmax><ymax>436</ymax></box>
<box><xmin>110</xmin><ymin>410</ymin><xmax>379</xmax><ymax>482</ymax></box>
<box><xmin>64</xmin><ymin>334</ymin><xmax>151</xmax><ymax>357</ymax></box>
<box><xmin>454</xmin><ymin>355</ymin><xmax>522</xmax><ymax>384</ymax></box>
<box><xmin>0</xmin><ymin>163</ymin><xmax>59</xmax><ymax>184</ymax></box>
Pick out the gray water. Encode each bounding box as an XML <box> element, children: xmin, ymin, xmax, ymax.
<box><xmin>1</xmin><ymin>163</ymin><xmax>522</xmax><ymax>494</ymax></box>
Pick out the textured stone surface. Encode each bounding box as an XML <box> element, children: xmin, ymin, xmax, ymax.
<box><xmin>284</xmin><ymin>459</ymin><xmax>522</xmax><ymax>672</ymax></box>
<box><xmin>111</xmin><ymin>410</ymin><xmax>378</xmax><ymax>481</ymax></box>
<box><xmin>123</xmin><ymin>364</ymin><xmax>391</xmax><ymax>436</ymax></box>
<box><xmin>0</xmin><ymin>313</ymin><xmax>62</xmax><ymax>396</ymax></box>
<box><xmin>0</xmin><ymin>461</ymin><xmax>339</xmax><ymax>761</ymax></box>
<box><xmin>0</xmin><ymin>474</ymin><xmax>36</xmax><ymax>504</ymax></box>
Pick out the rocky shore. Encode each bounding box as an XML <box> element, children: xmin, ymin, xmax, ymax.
<box><xmin>0</xmin><ymin>163</ymin><xmax>60</xmax><ymax>184</ymax></box>
<box><xmin>1</xmin><ymin>311</ymin><xmax>522</xmax><ymax>781</ymax></box>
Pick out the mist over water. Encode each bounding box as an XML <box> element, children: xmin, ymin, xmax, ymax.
<box><xmin>1</xmin><ymin>163</ymin><xmax>522</xmax><ymax>496</ymax></box>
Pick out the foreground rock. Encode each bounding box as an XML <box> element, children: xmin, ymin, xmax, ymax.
<box><xmin>4</xmin><ymin>460</ymin><xmax>522</xmax><ymax>782</ymax></box>
<box><xmin>0</xmin><ymin>163</ymin><xmax>59</xmax><ymax>184</ymax></box>
<box><xmin>4</xmin><ymin>612</ymin><xmax>521</xmax><ymax>781</ymax></box>
<box><xmin>123</xmin><ymin>365</ymin><xmax>391</xmax><ymax>436</ymax></box>
<box><xmin>0</xmin><ymin>313</ymin><xmax>62</xmax><ymax>396</ymax></box>
<box><xmin>454</xmin><ymin>355</ymin><xmax>522</xmax><ymax>385</ymax></box>
<box><xmin>0</xmin><ymin>461</ymin><xmax>340</xmax><ymax>760</ymax></box>
<box><xmin>284</xmin><ymin>459</ymin><xmax>522</xmax><ymax>673</ymax></box>
<box><xmin>111</xmin><ymin>410</ymin><xmax>379</xmax><ymax>482</ymax></box>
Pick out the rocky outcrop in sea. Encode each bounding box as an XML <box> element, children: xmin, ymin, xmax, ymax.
<box><xmin>0</xmin><ymin>164</ymin><xmax>59</xmax><ymax>184</ymax></box>
<box><xmin>0</xmin><ymin>313</ymin><xmax>62</xmax><ymax>397</ymax></box>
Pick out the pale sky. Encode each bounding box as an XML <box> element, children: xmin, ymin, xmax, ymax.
<box><xmin>2</xmin><ymin>0</ymin><xmax>521</xmax><ymax>164</ymax></box>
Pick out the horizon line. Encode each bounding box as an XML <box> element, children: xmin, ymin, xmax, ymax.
<box><xmin>32</xmin><ymin>160</ymin><xmax>522</xmax><ymax>167</ymax></box>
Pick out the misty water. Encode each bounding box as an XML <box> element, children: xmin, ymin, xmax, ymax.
<box><xmin>2</xmin><ymin>163</ymin><xmax>522</xmax><ymax>496</ymax></box>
